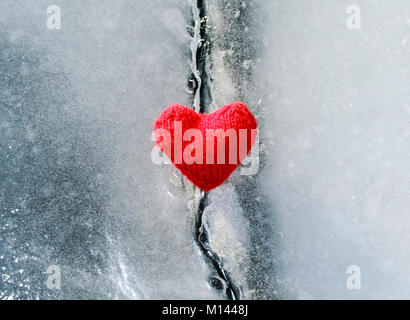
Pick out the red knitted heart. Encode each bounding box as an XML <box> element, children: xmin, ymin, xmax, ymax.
<box><xmin>153</xmin><ymin>101</ymin><xmax>258</xmax><ymax>191</ymax></box>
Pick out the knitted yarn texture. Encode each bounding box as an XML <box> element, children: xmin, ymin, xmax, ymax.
<box><xmin>153</xmin><ymin>101</ymin><xmax>258</xmax><ymax>191</ymax></box>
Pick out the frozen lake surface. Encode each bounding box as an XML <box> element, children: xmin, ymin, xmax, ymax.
<box><xmin>1</xmin><ymin>0</ymin><xmax>410</xmax><ymax>299</ymax></box>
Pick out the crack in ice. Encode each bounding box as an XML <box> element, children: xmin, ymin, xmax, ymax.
<box><xmin>188</xmin><ymin>0</ymin><xmax>242</xmax><ymax>300</ymax></box>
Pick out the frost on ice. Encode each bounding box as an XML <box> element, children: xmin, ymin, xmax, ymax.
<box><xmin>1</xmin><ymin>0</ymin><xmax>410</xmax><ymax>300</ymax></box>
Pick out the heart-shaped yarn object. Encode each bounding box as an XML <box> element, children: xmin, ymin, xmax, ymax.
<box><xmin>153</xmin><ymin>101</ymin><xmax>258</xmax><ymax>191</ymax></box>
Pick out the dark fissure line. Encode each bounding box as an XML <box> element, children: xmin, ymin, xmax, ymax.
<box><xmin>189</xmin><ymin>0</ymin><xmax>212</xmax><ymax>114</ymax></box>
<box><xmin>189</xmin><ymin>0</ymin><xmax>241</xmax><ymax>300</ymax></box>
<box><xmin>194</xmin><ymin>192</ymin><xmax>242</xmax><ymax>300</ymax></box>
<box><xmin>195</xmin><ymin>0</ymin><xmax>212</xmax><ymax>113</ymax></box>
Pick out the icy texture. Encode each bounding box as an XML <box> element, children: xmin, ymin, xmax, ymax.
<box><xmin>0</xmin><ymin>0</ymin><xmax>217</xmax><ymax>299</ymax></box>
<box><xmin>258</xmin><ymin>1</ymin><xmax>410</xmax><ymax>299</ymax></box>
<box><xmin>207</xmin><ymin>0</ymin><xmax>410</xmax><ymax>300</ymax></box>
<box><xmin>2</xmin><ymin>0</ymin><xmax>410</xmax><ymax>301</ymax></box>
<box><xmin>207</xmin><ymin>0</ymin><xmax>280</xmax><ymax>299</ymax></box>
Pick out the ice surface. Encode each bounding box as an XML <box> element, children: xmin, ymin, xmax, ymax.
<box><xmin>2</xmin><ymin>0</ymin><xmax>410</xmax><ymax>300</ymax></box>
<box><xmin>257</xmin><ymin>0</ymin><xmax>410</xmax><ymax>299</ymax></box>
<box><xmin>204</xmin><ymin>0</ymin><xmax>410</xmax><ymax>300</ymax></box>
<box><xmin>0</xmin><ymin>0</ymin><xmax>217</xmax><ymax>299</ymax></box>
<box><xmin>206</xmin><ymin>0</ymin><xmax>281</xmax><ymax>299</ymax></box>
